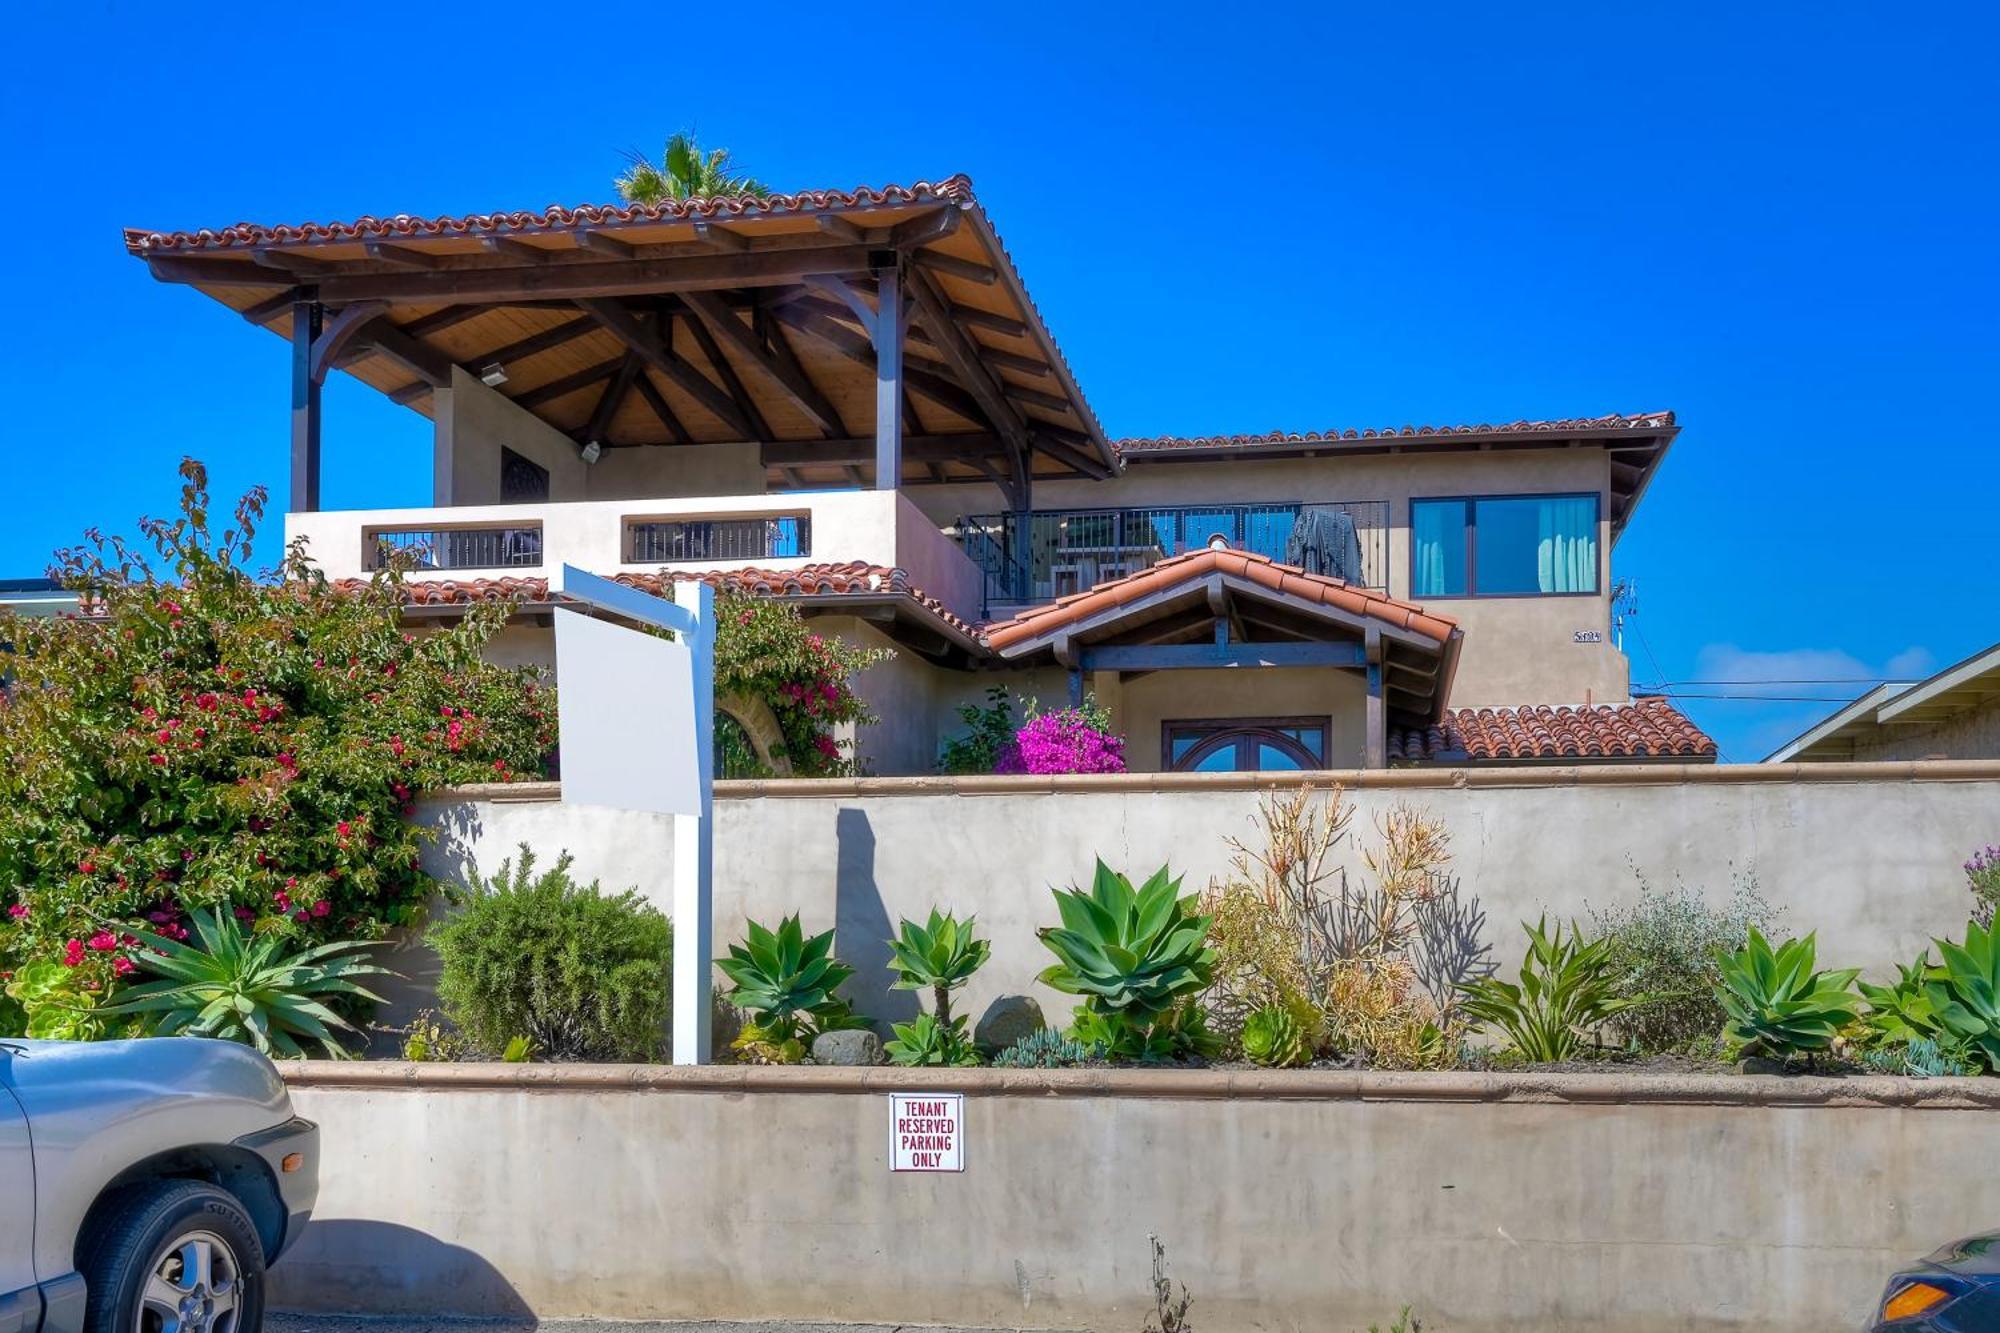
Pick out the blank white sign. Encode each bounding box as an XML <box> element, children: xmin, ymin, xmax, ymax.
<box><xmin>554</xmin><ymin>608</ymin><xmax>701</xmax><ymax>816</ymax></box>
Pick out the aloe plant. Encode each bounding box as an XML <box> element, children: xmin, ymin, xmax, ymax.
<box><xmin>1926</xmin><ymin>919</ymin><xmax>2000</xmax><ymax>1072</ymax></box>
<box><xmin>96</xmin><ymin>909</ymin><xmax>389</xmax><ymax>1058</ymax></box>
<box><xmin>886</xmin><ymin>909</ymin><xmax>990</xmax><ymax>1029</ymax></box>
<box><xmin>1457</xmin><ymin>917</ymin><xmax>1640</xmax><ymax>1061</ymax></box>
<box><xmin>1713</xmin><ymin>928</ymin><xmax>1860</xmax><ymax>1059</ymax></box>
<box><xmin>1037</xmin><ymin>860</ymin><xmax>1216</xmax><ymax>1060</ymax></box>
<box><xmin>715</xmin><ymin>914</ymin><xmax>860</xmax><ymax>1045</ymax></box>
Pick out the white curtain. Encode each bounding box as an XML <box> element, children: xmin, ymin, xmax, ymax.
<box><xmin>1536</xmin><ymin>497</ymin><xmax>1598</xmax><ymax>593</ymax></box>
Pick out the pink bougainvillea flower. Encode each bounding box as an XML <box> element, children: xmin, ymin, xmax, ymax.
<box><xmin>6</xmin><ymin>903</ymin><xmax>28</xmax><ymax>920</ymax></box>
<box><xmin>61</xmin><ymin>940</ymin><xmax>85</xmax><ymax>967</ymax></box>
<box><xmin>311</xmin><ymin>900</ymin><xmax>330</xmax><ymax>918</ymax></box>
<box><xmin>87</xmin><ymin>931</ymin><xmax>116</xmax><ymax>952</ymax></box>
<box><xmin>336</xmin><ymin>821</ymin><xmax>352</xmax><ymax>838</ymax></box>
<box><xmin>112</xmin><ymin>956</ymin><xmax>135</xmax><ymax>977</ymax></box>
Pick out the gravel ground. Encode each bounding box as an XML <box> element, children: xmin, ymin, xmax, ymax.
<box><xmin>271</xmin><ymin>1316</ymin><xmax>1067</xmax><ymax>1333</ymax></box>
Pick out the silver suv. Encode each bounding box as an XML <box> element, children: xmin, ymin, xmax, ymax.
<box><xmin>2</xmin><ymin>1039</ymin><xmax>318</xmax><ymax>1333</ymax></box>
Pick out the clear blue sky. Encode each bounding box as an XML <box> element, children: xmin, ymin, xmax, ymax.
<box><xmin>2</xmin><ymin>3</ymin><xmax>1993</xmax><ymax>761</ymax></box>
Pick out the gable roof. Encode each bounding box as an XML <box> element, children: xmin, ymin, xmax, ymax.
<box><xmin>982</xmin><ymin>546</ymin><xmax>1458</xmax><ymax>655</ymax></box>
<box><xmin>1391</xmin><ymin>700</ymin><xmax>1717</xmax><ymax>764</ymax></box>
<box><xmin>1767</xmin><ymin>639</ymin><xmax>2000</xmax><ymax>761</ymax></box>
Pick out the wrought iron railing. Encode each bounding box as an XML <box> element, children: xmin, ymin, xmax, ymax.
<box><xmin>958</xmin><ymin>501</ymin><xmax>1389</xmax><ymax>609</ymax></box>
<box><xmin>369</xmin><ymin>525</ymin><xmax>543</xmax><ymax>572</ymax></box>
<box><xmin>627</xmin><ymin>515</ymin><xmax>811</xmax><ymax>564</ymax></box>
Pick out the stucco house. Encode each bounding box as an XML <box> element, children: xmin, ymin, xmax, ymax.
<box><xmin>125</xmin><ymin>177</ymin><xmax>1715</xmax><ymax>775</ymax></box>
<box><xmin>1769</xmin><ymin>639</ymin><xmax>2000</xmax><ymax>762</ymax></box>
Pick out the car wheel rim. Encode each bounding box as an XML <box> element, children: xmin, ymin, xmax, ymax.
<box><xmin>137</xmin><ymin>1230</ymin><xmax>240</xmax><ymax>1333</ymax></box>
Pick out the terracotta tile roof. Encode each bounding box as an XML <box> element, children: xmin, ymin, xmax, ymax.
<box><xmin>1390</xmin><ymin>700</ymin><xmax>1717</xmax><ymax>764</ymax></box>
<box><xmin>983</xmin><ymin>546</ymin><xmax>1458</xmax><ymax>655</ymax></box>
<box><xmin>123</xmin><ymin>178</ymin><xmax>980</xmax><ymax>254</ymax></box>
<box><xmin>346</xmin><ymin>561</ymin><xmax>980</xmax><ymax>641</ymax></box>
<box><xmin>1114</xmin><ymin>411</ymin><xmax>1676</xmax><ymax>455</ymax></box>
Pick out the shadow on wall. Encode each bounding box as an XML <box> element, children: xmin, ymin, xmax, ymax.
<box><xmin>269</xmin><ymin>1219</ymin><xmax>533</xmax><ymax>1317</ymax></box>
<box><xmin>835</xmin><ymin>806</ymin><xmax>918</xmax><ymax>1025</ymax></box>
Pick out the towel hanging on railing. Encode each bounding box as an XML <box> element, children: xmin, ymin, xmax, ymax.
<box><xmin>1285</xmin><ymin>507</ymin><xmax>1365</xmax><ymax>583</ymax></box>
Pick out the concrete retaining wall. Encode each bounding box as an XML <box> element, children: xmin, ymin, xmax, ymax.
<box><xmin>401</xmin><ymin>763</ymin><xmax>2000</xmax><ymax>1032</ymax></box>
<box><xmin>272</xmin><ymin>1064</ymin><xmax>2000</xmax><ymax>1332</ymax></box>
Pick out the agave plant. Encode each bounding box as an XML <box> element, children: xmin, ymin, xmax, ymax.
<box><xmin>715</xmin><ymin>914</ymin><xmax>860</xmax><ymax>1045</ymax></box>
<box><xmin>1859</xmin><ymin>953</ymin><xmax>1950</xmax><ymax>1047</ymax></box>
<box><xmin>1713</xmin><ymin>928</ymin><xmax>1860</xmax><ymax>1060</ymax></box>
<box><xmin>885</xmin><ymin>1012</ymin><xmax>980</xmax><ymax>1067</ymax></box>
<box><xmin>1457</xmin><ymin>917</ymin><xmax>1640</xmax><ymax>1062</ymax></box>
<box><xmin>886</xmin><ymin>909</ymin><xmax>990</xmax><ymax>1029</ymax></box>
<box><xmin>1241</xmin><ymin>1003</ymin><xmax>1313</xmax><ymax>1068</ymax></box>
<box><xmin>1925</xmin><ymin>919</ymin><xmax>2000</xmax><ymax>1073</ymax></box>
<box><xmin>96</xmin><ymin>909</ymin><xmax>389</xmax><ymax>1058</ymax></box>
<box><xmin>1038</xmin><ymin>861</ymin><xmax>1217</xmax><ymax>1061</ymax></box>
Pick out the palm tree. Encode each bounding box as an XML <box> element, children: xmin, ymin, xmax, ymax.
<box><xmin>615</xmin><ymin>132</ymin><xmax>770</xmax><ymax>205</ymax></box>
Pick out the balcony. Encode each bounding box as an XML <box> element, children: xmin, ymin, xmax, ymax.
<box><xmin>285</xmin><ymin>490</ymin><xmax>985</xmax><ymax>621</ymax></box>
<box><xmin>958</xmin><ymin>501</ymin><xmax>1389</xmax><ymax>611</ymax></box>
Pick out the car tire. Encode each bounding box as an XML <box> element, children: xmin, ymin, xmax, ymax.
<box><xmin>78</xmin><ymin>1180</ymin><xmax>267</xmax><ymax>1333</ymax></box>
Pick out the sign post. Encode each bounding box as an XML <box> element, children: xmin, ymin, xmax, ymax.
<box><xmin>553</xmin><ymin>565</ymin><xmax>715</xmax><ymax>1065</ymax></box>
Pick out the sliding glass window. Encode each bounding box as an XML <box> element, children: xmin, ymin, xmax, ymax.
<box><xmin>1411</xmin><ymin>494</ymin><xmax>1600</xmax><ymax>597</ymax></box>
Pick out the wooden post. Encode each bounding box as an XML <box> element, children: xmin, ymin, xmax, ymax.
<box><xmin>289</xmin><ymin>299</ymin><xmax>324</xmax><ymax>512</ymax></box>
<box><xmin>1364</xmin><ymin>626</ymin><xmax>1386</xmax><ymax>769</ymax></box>
<box><xmin>872</xmin><ymin>263</ymin><xmax>903</xmax><ymax>489</ymax></box>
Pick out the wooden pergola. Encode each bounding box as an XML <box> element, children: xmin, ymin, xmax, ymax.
<box><xmin>125</xmin><ymin>177</ymin><xmax>1116</xmax><ymax>514</ymax></box>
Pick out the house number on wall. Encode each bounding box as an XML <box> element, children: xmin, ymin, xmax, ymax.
<box><xmin>1573</xmin><ymin>630</ymin><xmax>1604</xmax><ymax>644</ymax></box>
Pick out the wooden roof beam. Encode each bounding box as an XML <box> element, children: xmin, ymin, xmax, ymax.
<box><xmin>768</xmin><ymin>305</ymin><xmax>986</xmax><ymax>424</ymax></box>
<box><xmin>316</xmin><ymin>245</ymin><xmax>878</xmax><ymax>305</ymax></box>
<box><xmin>681</xmin><ymin>290</ymin><xmax>846</xmax><ymax>437</ymax></box>
<box><xmin>513</xmin><ymin>358</ymin><xmax>624</xmax><ymax>409</ymax></box>
<box><xmin>481</xmin><ymin>236</ymin><xmax>555</xmax><ymax>264</ymax></box>
<box><xmin>761</xmin><ymin>434</ymin><xmax>1008</xmax><ymax>467</ymax></box>
<box><xmin>910</xmin><ymin>249</ymin><xmax>996</xmax><ymax>285</ymax></box>
<box><xmin>904</xmin><ymin>265</ymin><xmax>1032</xmax><ymax>459</ymax></box>
<box><xmin>578</xmin><ymin>351</ymin><xmax>645</xmax><ymax>448</ymax></box>
<box><xmin>630</xmin><ymin>370</ymin><xmax>691</xmax><ymax>445</ymax></box>
<box><xmin>674</xmin><ymin>303</ymin><xmax>773</xmax><ymax>443</ymax></box>
<box><xmin>363</xmin><ymin>242</ymin><xmax>448</xmax><ymax>269</ymax></box>
<box><xmin>691</xmin><ymin>221</ymin><xmax>749</xmax><ymax>253</ymax></box>
<box><xmin>577</xmin><ymin>299</ymin><xmax>755</xmax><ymax>438</ymax></box>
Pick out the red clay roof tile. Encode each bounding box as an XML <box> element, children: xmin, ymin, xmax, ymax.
<box><xmin>1390</xmin><ymin>700</ymin><xmax>1716</xmax><ymax>764</ymax></box>
<box><xmin>983</xmin><ymin>546</ymin><xmax>1457</xmax><ymax>655</ymax></box>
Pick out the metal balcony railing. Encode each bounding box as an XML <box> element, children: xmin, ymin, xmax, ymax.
<box><xmin>958</xmin><ymin>501</ymin><xmax>1389</xmax><ymax>610</ymax></box>
<box><xmin>627</xmin><ymin>515</ymin><xmax>811</xmax><ymax>564</ymax></box>
<box><xmin>369</xmin><ymin>526</ymin><xmax>543</xmax><ymax>572</ymax></box>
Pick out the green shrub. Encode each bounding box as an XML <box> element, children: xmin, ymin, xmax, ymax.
<box><xmin>715</xmin><ymin>913</ymin><xmax>864</xmax><ymax>1059</ymax></box>
<box><xmin>885</xmin><ymin>1012</ymin><xmax>980</xmax><ymax>1066</ymax></box>
<box><xmin>886</xmin><ymin>909</ymin><xmax>989</xmax><ymax>1029</ymax></box>
<box><xmin>713</xmin><ymin>595</ymin><xmax>889</xmax><ymax>777</ymax></box>
<box><xmin>1858</xmin><ymin>954</ymin><xmax>1955</xmax><ymax>1050</ymax></box>
<box><xmin>990</xmin><ymin>1028</ymin><xmax>1102</xmax><ymax>1068</ymax></box>
<box><xmin>98</xmin><ymin>907</ymin><xmax>389</xmax><ymax>1058</ymax></box>
<box><xmin>937</xmin><ymin>686</ymin><xmax>1017</xmax><ymax>774</ymax></box>
<box><xmin>1589</xmin><ymin>871</ymin><xmax>1776</xmax><ymax>1052</ymax></box>
<box><xmin>1457</xmin><ymin>917</ymin><xmax>1640</xmax><ymax>1062</ymax></box>
<box><xmin>1037</xmin><ymin>860</ymin><xmax>1217</xmax><ymax>1061</ymax></box>
<box><xmin>0</xmin><ymin>460</ymin><xmax>551</xmax><ymax>1012</ymax></box>
<box><xmin>1241</xmin><ymin>1002</ymin><xmax>1314</xmax><ymax>1068</ymax></box>
<box><xmin>1714</xmin><ymin>928</ymin><xmax>1860</xmax><ymax>1060</ymax></box>
<box><xmin>429</xmin><ymin>846</ymin><xmax>671</xmax><ymax>1062</ymax></box>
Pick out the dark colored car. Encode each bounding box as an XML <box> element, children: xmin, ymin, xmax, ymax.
<box><xmin>1872</xmin><ymin>1232</ymin><xmax>2000</xmax><ymax>1330</ymax></box>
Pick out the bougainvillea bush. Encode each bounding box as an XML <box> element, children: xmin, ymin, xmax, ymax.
<box><xmin>995</xmin><ymin>697</ymin><xmax>1126</xmax><ymax>775</ymax></box>
<box><xmin>0</xmin><ymin>460</ymin><xmax>553</xmax><ymax>1015</ymax></box>
<box><xmin>712</xmin><ymin>594</ymin><xmax>888</xmax><ymax>777</ymax></box>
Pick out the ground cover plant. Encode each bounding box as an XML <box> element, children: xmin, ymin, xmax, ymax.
<box><xmin>429</xmin><ymin>845</ymin><xmax>672</xmax><ymax>1062</ymax></box>
<box><xmin>0</xmin><ymin>460</ymin><xmax>551</xmax><ymax>1037</ymax></box>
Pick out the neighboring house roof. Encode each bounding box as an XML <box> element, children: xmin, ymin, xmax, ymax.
<box><xmin>1115</xmin><ymin>411</ymin><xmax>1679</xmax><ymax>538</ymax></box>
<box><xmin>347</xmin><ymin>561</ymin><xmax>984</xmax><ymax>652</ymax></box>
<box><xmin>123</xmin><ymin>176</ymin><xmax>1116</xmax><ymax>489</ymax></box>
<box><xmin>1390</xmin><ymin>699</ymin><xmax>1717</xmax><ymax>764</ymax></box>
<box><xmin>983</xmin><ymin>546</ymin><xmax>1459</xmax><ymax>654</ymax></box>
<box><xmin>1766</xmin><ymin>639</ymin><xmax>2000</xmax><ymax>761</ymax></box>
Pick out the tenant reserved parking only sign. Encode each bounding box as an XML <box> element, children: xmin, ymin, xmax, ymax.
<box><xmin>889</xmin><ymin>1092</ymin><xmax>965</xmax><ymax>1172</ymax></box>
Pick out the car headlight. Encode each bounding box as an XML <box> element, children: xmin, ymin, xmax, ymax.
<box><xmin>1881</xmin><ymin>1275</ymin><xmax>1967</xmax><ymax>1323</ymax></box>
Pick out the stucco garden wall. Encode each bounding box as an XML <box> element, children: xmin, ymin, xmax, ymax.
<box><xmin>272</xmin><ymin>1064</ymin><xmax>2000</xmax><ymax>1332</ymax></box>
<box><xmin>398</xmin><ymin>763</ymin><xmax>2000</xmax><ymax>1033</ymax></box>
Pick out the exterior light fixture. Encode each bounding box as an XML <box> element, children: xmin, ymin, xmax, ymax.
<box><xmin>479</xmin><ymin>362</ymin><xmax>508</xmax><ymax>387</ymax></box>
<box><xmin>580</xmin><ymin>440</ymin><xmax>603</xmax><ymax>464</ymax></box>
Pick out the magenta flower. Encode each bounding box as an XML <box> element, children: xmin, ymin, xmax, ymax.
<box><xmin>995</xmin><ymin>707</ymin><xmax>1126</xmax><ymax>775</ymax></box>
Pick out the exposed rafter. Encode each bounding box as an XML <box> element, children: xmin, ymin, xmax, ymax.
<box><xmin>579</xmin><ymin>352</ymin><xmax>645</xmax><ymax>447</ymax></box>
<box><xmin>576</xmin><ymin>299</ymin><xmax>755</xmax><ymax>438</ymax></box>
<box><xmin>675</xmin><ymin>301</ymin><xmax>772</xmax><ymax>443</ymax></box>
<box><xmin>629</xmin><ymin>369</ymin><xmax>691</xmax><ymax>445</ymax></box>
<box><xmin>681</xmin><ymin>290</ymin><xmax>844</xmax><ymax>437</ymax></box>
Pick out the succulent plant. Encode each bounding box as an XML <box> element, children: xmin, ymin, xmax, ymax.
<box><xmin>1713</xmin><ymin>927</ymin><xmax>1861</xmax><ymax>1059</ymax></box>
<box><xmin>1241</xmin><ymin>1003</ymin><xmax>1314</xmax><ymax>1068</ymax></box>
<box><xmin>990</xmin><ymin>1028</ymin><xmax>1102</xmax><ymax>1069</ymax></box>
<box><xmin>715</xmin><ymin>913</ymin><xmax>860</xmax><ymax>1045</ymax></box>
<box><xmin>885</xmin><ymin>1012</ymin><xmax>981</xmax><ymax>1067</ymax></box>
<box><xmin>1925</xmin><ymin>918</ymin><xmax>2000</xmax><ymax>1073</ymax></box>
<box><xmin>1458</xmin><ymin>917</ymin><xmax>1643</xmax><ymax>1062</ymax></box>
<box><xmin>1037</xmin><ymin>859</ymin><xmax>1215</xmax><ymax>1061</ymax></box>
<box><xmin>886</xmin><ymin>909</ymin><xmax>990</xmax><ymax>1029</ymax></box>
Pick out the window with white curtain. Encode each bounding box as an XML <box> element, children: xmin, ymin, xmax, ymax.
<box><xmin>1411</xmin><ymin>494</ymin><xmax>1600</xmax><ymax>597</ymax></box>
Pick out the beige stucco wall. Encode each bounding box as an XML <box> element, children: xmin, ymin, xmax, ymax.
<box><xmin>272</xmin><ymin>1066</ymin><xmax>2000</xmax><ymax>1332</ymax></box>
<box><xmin>432</xmin><ymin>367</ymin><xmax>593</xmax><ymax>506</ymax></box>
<box><xmin>401</xmin><ymin>765</ymin><xmax>2000</xmax><ymax>1034</ymax></box>
<box><xmin>1851</xmin><ymin>696</ymin><xmax>2000</xmax><ymax>761</ymax></box>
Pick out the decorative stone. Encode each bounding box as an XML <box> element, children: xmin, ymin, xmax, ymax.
<box><xmin>974</xmin><ymin>995</ymin><xmax>1046</xmax><ymax>1053</ymax></box>
<box><xmin>1735</xmin><ymin>1055</ymin><xmax>1789</xmax><ymax>1076</ymax></box>
<box><xmin>812</xmin><ymin>1029</ymin><xmax>883</xmax><ymax>1066</ymax></box>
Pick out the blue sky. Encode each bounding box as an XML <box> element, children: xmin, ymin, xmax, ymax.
<box><xmin>2</xmin><ymin>3</ymin><xmax>1993</xmax><ymax>761</ymax></box>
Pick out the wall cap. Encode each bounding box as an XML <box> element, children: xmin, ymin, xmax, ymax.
<box><xmin>281</xmin><ymin>1061</ymin><xmax>2000</xmax><ymax>1109</ymax></box>
<box><xmin>435</xmin><ymin>758</ymin><xmax>2000</xmax><ymax>804</ymax></box>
